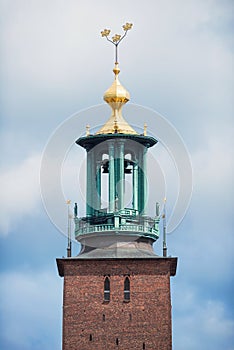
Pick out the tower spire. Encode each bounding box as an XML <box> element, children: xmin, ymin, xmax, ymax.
<box><xmin>97</xmin><ymin>22</ymin><xmax>136</xmax><ymax>135</ymax></box>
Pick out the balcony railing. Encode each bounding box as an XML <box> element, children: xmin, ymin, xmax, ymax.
<box><xmin>75</xmin><ymin>223</ymin><xmax>159</xmax><ymax>238</ymax></box>
<box><xmin>93</xmin><ymin>208</ymin><xmax>139</xmax><ymax>217</ymax></box>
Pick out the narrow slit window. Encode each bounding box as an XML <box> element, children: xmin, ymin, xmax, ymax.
<box><xmin>124</xmin><ymin>277</ymin><xmax>130</xmax><ymax>301</ymax></box>
<box><xmin>143</xmin><ymin>342</ymin><xmax>146</xmax><ymax>349</ymax></box>
<box><xmin>104</xmin><ymin>277</ymin><xmax>110</xmax><ymax>301</ymax></box>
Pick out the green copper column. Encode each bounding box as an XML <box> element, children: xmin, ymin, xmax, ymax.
<box><xmin>138</xmin><ymin>148</ymin><xmax>143</xmax><ymax>214</ymax></box>
<box><xmin>138</xmin><ymin>145</ymin><xmax>148</xmax><ymax>215</ymax></box>
<box><xmin>91</xmin><ymin>149</ymin><xmax>98</xmax><ymax>214</ymax></box>
<box><xmin>133</xmin><ymin>161</ymin><xmax>138</xmax><ymax>211</ymax></box>
<box><xmin>91</xmin><ymin>150</ymin><xmax>97</xmax><ymax>214</ymax></box>
<box><xmin>108</xmin><ymin>141</ymin><xmax>115</xmax><ymax>212</ymax></box>
<box><xmin>86</xmin><ymin>149</ymin><xmax>93</xmax><ymax>217</ymax></box>
<box><xmin>142</xmin><ymin>146</ymin><xmax>148</xmax><ymax>215</ymax></box>
<box><xmin>118</xmin><ymin>141</ymin><xmax>125</xmax><ymax>210</ymax></box>
<box><xmin>96</xmin><ymin>160</ymin><xmax>101</xmax><ymax>211</ymax></box>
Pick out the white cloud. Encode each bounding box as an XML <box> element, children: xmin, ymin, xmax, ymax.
<box><xmin>0</xmin><ymin>270</ymin><xmax>62</xmax><ymax>350</ymax></box>
<box><xmin>0</xmin><ymin>154</ymin><xmax>41</xmax><ymax>234</ymax></box>
<box><xmin>192</xmin><ymin>124</ymin><xmax>233</xmax><ymax>196</ymax></box>
<box><xmin>188</xmin><ymin>122</ymin><xmax>234</xmax><ymax>249</ymax></box>
<box><xmin>173</xmin><ymin>284</ymin><xmax>234</xmax><ymax>350</ymax></box>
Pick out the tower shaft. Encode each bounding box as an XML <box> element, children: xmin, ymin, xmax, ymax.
<box><xmin>57</xmin><ymin>257</ymin><xmax>177</xmax><ymax>350</ymax></box>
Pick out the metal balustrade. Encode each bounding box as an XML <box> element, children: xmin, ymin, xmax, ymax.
<box><xmin>93</xmin><ymin>208</ymin><xmax>139</xmax><ymax>217</ymax></box>
<box><xmin>75</xmin><ymin>223</ymin><xmax>159</xmax><ymax>238</ymax></box>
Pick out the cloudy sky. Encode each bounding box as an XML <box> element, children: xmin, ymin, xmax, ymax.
<box><xmin>0</xmin><ymin>0</ymin><xmax>233</xmax><ymax>349</ymax></box>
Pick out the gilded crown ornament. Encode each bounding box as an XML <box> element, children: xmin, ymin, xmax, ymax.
<box><xmin>100</xmin><ymin>22</ymin><xmax>133</xmax><ymax>63</ymax></box>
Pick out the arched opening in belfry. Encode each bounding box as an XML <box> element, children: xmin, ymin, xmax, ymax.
<box><xmin>100</xmin><ymin>153</ymin><xmax>109</xmax><ymax>209</ymax></box>
<box><xmin>124</xmin><ymin>153</ymin><xmax>133</xmax><ymax>208</ymax></box>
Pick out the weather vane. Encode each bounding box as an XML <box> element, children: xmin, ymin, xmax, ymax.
<box><xmin>101</xmin><ymin>22</ymin><xmax>133</xmax><ymax>64</ymax></box>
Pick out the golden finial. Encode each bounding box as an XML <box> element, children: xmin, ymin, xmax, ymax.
<box><xmin>86</xmin><ymin>124</ymin><xmax>90</xmax><ymax>136</ymax></box>
<box><xmin>144</xmin><ymin>123</ymin><xmax>147</xmax><ymax>136</ymax></box>
<box><xmin>96</xmin><ymin>22</ymin><xmax>136</xmax><ymax>135</ymax></box>
<box><xmin>100</xmin><ymin>22</ymin><xmax>133</xmax><ymax>63</ymax></box>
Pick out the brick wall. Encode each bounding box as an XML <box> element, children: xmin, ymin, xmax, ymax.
<box><xmin>58</xmin><ymin>258</ymin><xmax>176</xmax><ymax>350</ymax></box>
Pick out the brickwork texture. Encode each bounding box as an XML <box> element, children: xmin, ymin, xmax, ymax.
<box><xmin>57</xmin><ymin>258</ymin><xmax>176</xmax><ymax>350</ymax></box>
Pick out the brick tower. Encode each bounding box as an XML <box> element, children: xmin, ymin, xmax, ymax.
<box><xmin>57</xmin><ymin>24</ymin><xmax>177</xmax><ymax>350</ymax></box>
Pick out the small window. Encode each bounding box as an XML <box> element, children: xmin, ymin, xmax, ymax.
<box><xmin>104</xmin><ymin>277</ymin><xmax>110</xmax><ymax>301</ymax></box>
<box><xmin>116</xmin><ymin>338</ymin><xmax>119</xmax><ymax>345</ymax></box>
<box><xmin>124</xmin><ymin>277</ymin><xmax>130</xmax><ymax>301</ymax></box>
<box><xmin>89</xmin><ymin>334</ymin><xmax>93</xmax><ymax>341</ymax></box>
<box><xmin>103</xmin><ymin>314</ymin><xmax>105</xmax><ymax>321</ymax></box>
<box><xmin>143</xmin><ymin>342</ymin><xmax>146</xmax><ymax>349</ymax></box>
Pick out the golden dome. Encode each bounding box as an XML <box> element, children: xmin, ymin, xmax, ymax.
<box><xmin>96</xmin><ymin>64</ymin><xmax>138</xmax><ymax>135</ymax></box>
<box><xmin>103</xmin><ymin>64</ymin><xmax>130</xmax><ymax>103</ymax></box>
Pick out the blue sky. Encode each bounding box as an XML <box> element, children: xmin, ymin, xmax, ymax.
<box><xmin>0</xmin><ymin>1</ymin><xmax>233</xmax><ymax>349</ymax></box>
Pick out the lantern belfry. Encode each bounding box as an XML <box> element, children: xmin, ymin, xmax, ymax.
<box><xmin>57</xmin><ymin>23</ymin><xmax>177</xmax><ymax>350</ymax></box>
